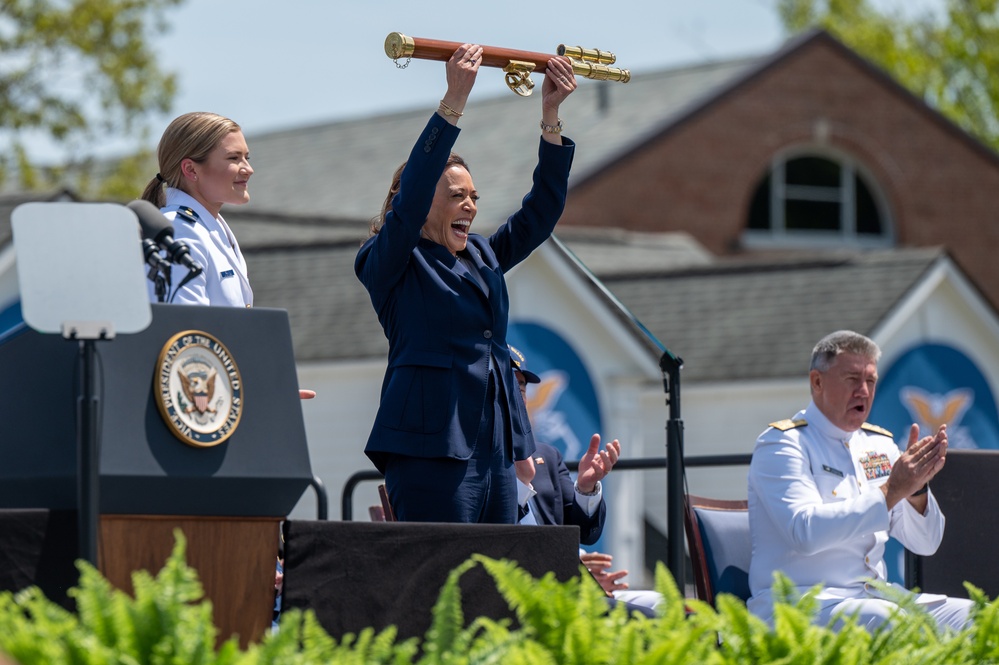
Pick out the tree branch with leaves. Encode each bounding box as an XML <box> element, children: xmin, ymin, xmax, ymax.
<box><xmin>778</xmin><ymin>0</ymin><xmax>999</xmax><ymax>153</ymax></box>
<box><xmin>0</xmin><ymin>0</ymin><xmax>182</xmax><ymax>193</ymax></box>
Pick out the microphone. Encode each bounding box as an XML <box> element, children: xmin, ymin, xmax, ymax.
<box><xmin>126</xmin><ymin>200</ymin><xmax>203</xmax><ymax>276</ymax></box>
<box><xmin>141</xmin><ymin>236</ymin><xmax>172</xmax><ymax>303</ymax></box>
<box><xmin>141</xmin><ymin>237</ymin><xmax>172</xmax><ymax>274</ymax></box>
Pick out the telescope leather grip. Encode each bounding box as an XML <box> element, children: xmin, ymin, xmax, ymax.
<box><xmin>386</xmin><ymin>32</ymin><xmax>556</xmax><ymax>72</ymax></box>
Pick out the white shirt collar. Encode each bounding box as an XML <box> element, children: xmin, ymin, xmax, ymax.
<box><xmin>164</xmin><ymin>188</ymin><xmax>223</xmax><ymax>225</ymax></box>
<box><xmin>804</xmin><ymin>400</ymin><xmax>855</xmax><ymax>443</ymax></box>
<box><xmin>164</xmin><ymin>188</ymin><xmax>238</xmax><ymax>248</ymax></box>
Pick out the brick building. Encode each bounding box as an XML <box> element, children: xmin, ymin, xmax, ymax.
<box><xmin>564</xmin><ymin>29</ymin><xmax>999</xmax><ymax>308</ymax></box>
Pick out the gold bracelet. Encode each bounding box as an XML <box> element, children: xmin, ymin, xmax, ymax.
<box><xmin>438</xmin><ymin>100</ymin><xmax>463</xmax><ymax>118</ymax></box>
<box><xmin>540</xmin><ymin>118</ymin><xmax>563</xmax><ymax>134</ymax></box>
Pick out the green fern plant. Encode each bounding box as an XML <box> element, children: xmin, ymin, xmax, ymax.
<box><xmin>254</xmin><ymin>612</ymin><xmax>418</xmax><ymax>665</ymax></box>
<box><xmin>6</xmin><ymin>533</ymin><xmax>999</xmax><ymax>665</ymax></box>
<box><xmin>0</xmin><ymin>529</ymin><xmax>240</xmax><ymax>665</ymax></box>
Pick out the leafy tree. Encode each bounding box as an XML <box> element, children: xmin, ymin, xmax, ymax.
<box><xmin>777</xmin><ymin>0</ymin><xmax>999</xmax><ymax>152</ymax></box>
<box><xmin>0</xmin><ymin>0</ymin><xmax>182</xmax><ymax>192</ymax></box>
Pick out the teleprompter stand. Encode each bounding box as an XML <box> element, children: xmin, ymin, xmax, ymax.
<box><xmin>12</xmin><ymin>202</ymin><xmax>152</xmax><ymax>566</ymax></box>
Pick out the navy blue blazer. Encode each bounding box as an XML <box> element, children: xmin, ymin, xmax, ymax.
<box><xmin>355</xmin><ymin>114</ymin><xmax>575</xmax><ymax>472</ymax></box>
<box><xmin>529</xmin><ymin>442</ymin><xmax>606</xmax><ymax>546</ymax></box>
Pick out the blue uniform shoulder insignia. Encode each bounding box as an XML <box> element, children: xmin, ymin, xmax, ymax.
<box><xmin>770</xmin><ymin>418</ymin><xmax>808</xmax><ymax>431</ymax></box>
<box><xmin>861</xmin><ymin>423</ymin><xmax>893</xmax><ymax>438</ymax></box>
<box><xmin>173</xmin><ymin>206</ymin><xmax>200</xmax><ymax>225</ymax></box>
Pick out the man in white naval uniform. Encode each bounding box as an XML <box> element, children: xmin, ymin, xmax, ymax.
<box><xmin>748</xmin><ymin>330</ymin><xmax>973</xmax><ymax>632</ymax></box>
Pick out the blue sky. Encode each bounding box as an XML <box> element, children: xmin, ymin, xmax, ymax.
<box><xmin>150</xmin><ymin>0</ymin><xmax>942</xmax><ymax>140</ymax></box>
<box><xmin>150</xmin><ymin>0</ymin><xmax>785</xmax><ymax>137</ymax></box>
<box><xmin>20</xmin><ymin>0</ymin><xmax>944</xmax><ymax>161</ymax></box>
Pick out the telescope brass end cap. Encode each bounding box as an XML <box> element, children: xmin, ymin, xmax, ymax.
<box><xmin>384</xmin><ymin>32</ymin><xmax>415</xmax><ymax>59</ymax></box>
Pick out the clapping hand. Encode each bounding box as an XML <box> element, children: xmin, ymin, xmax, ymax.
<box><xmin>883</xmin><ymin>423</ymin><xmax>947</xmax><ymax>509</ymax></box>
<box><xmin>576</xmin><ymin>433</ymin><xmax>621</xmax><ymax>494</ymax></box>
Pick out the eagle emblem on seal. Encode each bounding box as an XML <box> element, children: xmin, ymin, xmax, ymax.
<box><xmin>155</xmin><ymin>330</ymin><xmax>243</xmax><ymax>448</ymax></box>
<box><xmin>179</xmin><ymin>364</ymin><xmax>218</xmax><ymax>414</ymax></box>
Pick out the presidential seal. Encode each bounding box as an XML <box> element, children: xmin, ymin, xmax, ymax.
<box><xmin>155</xmin><ymin>330</ymin><xmax>243</xmax><ymax>447</ymax></box>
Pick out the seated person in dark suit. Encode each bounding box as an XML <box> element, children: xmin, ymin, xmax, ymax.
<box><xmin>519</xmin><ymin>437</ymin><xmax>607</xmax><ymax>545</ymax></box>
<box><xmin>510</xmin><ymin>346</ymin><xmax>663</xmax><ymax>612</ymax></box>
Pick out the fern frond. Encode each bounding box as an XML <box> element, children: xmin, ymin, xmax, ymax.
<box><xmin>965</xmin><ymin>586</ymin><xmax>999</xmax><ymax>662</ymax></box>
<box><xmin>471</xmin><ymin>634</ymin><xmax>556</xmax><ymax>665</ymax></box>
<box><xmin>651</xmin><ymin>561</ymin><xmax>687</xmax><ymax>628</ymax></box>
<box><xmin>298</xmin><ymin>609</ymin><xmax>339</xmax><ymax>657</ymax></box>
<box><xmin>70</xmin><ymin>559</ymin><xmax>124</xmax><ymax>648</ymax></box>
<box><xmin>604</xmin><ymin>620</ymin><xmax>647</xmax><ymax>665</ymax></box>
<box><xmin>476</xmin><ymin>554</ymin><xmax>602</xmax><ymax>659</ymax></box>
<box><xmin>420</xmin><ymin>557</ymin><xmax>477</xmax><ymax>665</ymax></box>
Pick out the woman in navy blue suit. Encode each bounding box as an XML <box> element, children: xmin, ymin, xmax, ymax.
<box><xmin>355</xmin><ymin>43</ymin><xmax>578</xmax><ymax>524</ymax></box>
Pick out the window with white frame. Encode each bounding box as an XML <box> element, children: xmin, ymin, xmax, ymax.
<box><xmin>743</xmin><ymin>149</ymin><xmax>892</xmax><ymax>248</ymax></box>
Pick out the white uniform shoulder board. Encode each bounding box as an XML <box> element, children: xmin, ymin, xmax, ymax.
<box><xmin>770</xmin><ymin>418</ymin><xmax>808</xmax><ymax>431</ymax></box>
<box><xmin>861</xmin><ymin>423</ymin><xmax>893</xmax><ymax>438</ymax></box>
<box><xmin>172</xmin><ymin>206</ymin><xmax>200</xmax><ymax>225</ymax></box>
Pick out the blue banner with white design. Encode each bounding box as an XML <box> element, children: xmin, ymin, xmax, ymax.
<box><xmin>871</xmin><ymin>342</ymin><xmax>999</xmax><ymax>583</ymax></box>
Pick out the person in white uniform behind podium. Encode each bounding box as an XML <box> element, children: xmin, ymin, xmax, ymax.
<box><xmin>139</xmin><ymin>111</ymin><xmax>314</xmax><ymax>408</ymax></box>
<box><xmin>140</xmin><ymin>111</ymin><xmax>254</xmax><ymax>308</ymax></box>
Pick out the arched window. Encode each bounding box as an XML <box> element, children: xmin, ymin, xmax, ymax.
<box><xmin>743</xmin><ymin>149</ymin><xmax>892</xmax><ymax>248</ymax></box>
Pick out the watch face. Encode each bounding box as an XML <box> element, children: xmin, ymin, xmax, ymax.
<box><xmin>155</xmin><ymin>330</ymin><xmax>243</xmax><ymax>448</ymax></box>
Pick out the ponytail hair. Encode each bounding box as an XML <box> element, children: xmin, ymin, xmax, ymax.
<box><xmin>140</xmin><ymin>173</ymin><xmax>169</xmax><ymax>207</ymax></box>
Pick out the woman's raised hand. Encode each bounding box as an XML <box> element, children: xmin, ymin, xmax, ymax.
<box><xmin>440</xmin><ymin>43</ymin><xmax>483</xmax><ymax>123</ymax></box>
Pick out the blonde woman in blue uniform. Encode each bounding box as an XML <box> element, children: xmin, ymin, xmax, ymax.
<box><xmin>141</xmin><ymin>111</ymin><xmax>253</xmax><ymax>307</ymax></box>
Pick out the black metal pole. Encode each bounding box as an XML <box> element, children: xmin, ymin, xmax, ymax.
<box><xmin>77</xmin><ymin>339</ymin><xmax>100</xmax><ymax>565</ymax></box>
<box><xmin>309</xmin><ymin>474</ymin><xmax>329</xmax><ymax>521</ymax></box>
<box><xmin>659</xmin><ymin>350</ymin><xmax>685</xmax><ymax>588</ymax></box>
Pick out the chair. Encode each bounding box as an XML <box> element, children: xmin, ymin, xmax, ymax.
<box><xmin>683</xmin><ymin>495</ymin><xmax>751</xmax><ymax>606</ymax></box>
<box><xmin>368</xmin><ymin>484</ymin><xmax>396</xmax><ymax>522</ymax></box>
<box><xmin>377</xmin><ymin>484</ymin><xmax>396</xmax><ymax>522</ymax></box>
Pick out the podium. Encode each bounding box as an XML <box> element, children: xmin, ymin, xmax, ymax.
<box><xmin>0</xmin><ymin>304</ymin><xmax>314</xmax><ymax>646</ymax></box>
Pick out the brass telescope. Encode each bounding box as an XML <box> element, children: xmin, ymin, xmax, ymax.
<box><xmin>384</xmin><ymin>32</ymin><xmax>631</xmax><ymax>97</ymax></box>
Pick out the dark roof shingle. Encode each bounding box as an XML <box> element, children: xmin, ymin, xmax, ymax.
<box><xmin>601</xmin><ymin>248</ymin><xmax>943</xmax><ymax>382</ymax></box>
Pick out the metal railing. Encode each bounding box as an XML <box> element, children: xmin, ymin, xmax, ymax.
<box><xmin>339</xmin><ymin>453</ymin><xmax>753</xmax><ymax>522</ymax></box>
<box><xmin>310</xmin><ymin>474</ymin><xmax>329</xmax><ymax>521</ymax></box>
<box><xmin>337</xmin><ymin>451</ymin><xmax>924</xmax><ymax>591</ymax></box>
